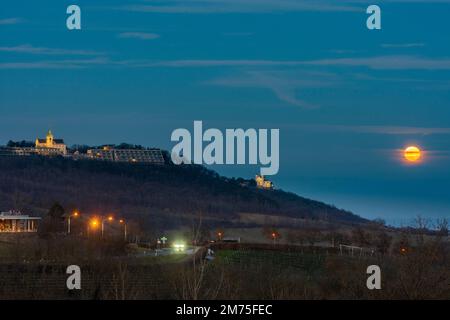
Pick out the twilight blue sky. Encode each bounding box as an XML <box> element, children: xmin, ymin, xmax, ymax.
<box><xmin>1</xmin><ymin>0</ymin><xmax>450</xmax><ymax>225</ymax></box>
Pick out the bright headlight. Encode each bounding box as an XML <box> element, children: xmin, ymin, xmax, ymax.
<box><xmin>173</xmin><ymin>243</ymin><xmax>185</xmax><ymax>250</ymax></box>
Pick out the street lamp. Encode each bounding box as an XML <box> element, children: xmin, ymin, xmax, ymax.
<box><xmin>271</xmin><ymin>232</ymin><xmax>277</xmax><ymax>245</ymax></box>
<box><xmin>88</xmin><ymin>217</ymin><xmax>100</xmax><ymax>237</ymax></box>
<box><xmin>101</xmin><ymin>215</ymin><xmax>114</xmax><ymax>238</ymax></box>
<box><xmin>67</xmin><ymin>211</ymin><xmax>80</xmax><ymax>235</ymax></box>
<box><xmin>119</xmin><ymin>219</ymin><xmax>127</xmax><ymax>241</ymax></box>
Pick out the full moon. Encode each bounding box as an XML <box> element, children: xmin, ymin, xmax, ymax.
<box><xmin>404</xmin><ymin>146</ymin><xmax>422</xmax><ymax>162</ymax></box>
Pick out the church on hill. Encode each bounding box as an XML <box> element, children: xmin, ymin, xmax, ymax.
<box><xmin>35</xmin><ymin>130</ymin><xmax>67</xmax><ymax>155</ymax></box>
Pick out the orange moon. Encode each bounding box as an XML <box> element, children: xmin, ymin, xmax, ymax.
<box><xmin>404</xmin><ymin>146</ymin><xmax>422</xmax><ymax>162</ymax></box>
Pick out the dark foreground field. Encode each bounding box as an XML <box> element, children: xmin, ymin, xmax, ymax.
<box><xmin>0</xmin><ymin>235</ymin><xmax>448</xmax><ymax>300</ymax></box>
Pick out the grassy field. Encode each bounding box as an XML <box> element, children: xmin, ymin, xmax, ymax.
<box><xmin>0</xmin><ymin>230</ymin><xmax>448</xmax><ymax>299</ymax></box>
<box><xmin>129</xmin><ymin>253</ymin><xmax>190</xmax><ymax>265</ymax></box>
<box><xmin>215</xmin><ymin>249</ymin><xmax>326</xmax><ymax>276</ymax></box>
<box><xmin>0</xmin><ymin>241</ymin><xmax>12</xmax><ymax>259</ymax></box>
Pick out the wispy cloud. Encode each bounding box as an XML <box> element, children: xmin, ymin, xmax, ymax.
<box><xmin>0</xmin><ymin>18</ymin><xmax>23</xmax><ymax>25</ymax></box>
<box><xmin>206</xmin><ymin>70</ymin><xmax>339</xmax><ymax>108</ymax></box>
<box><xmin>127</xmin><ymin>56</ymin><xmax>450</xmax><ymax>70</ymax></box>
<box><xmin>0</xmin><ymin>58</ymin><xmax>110</xmax><ymax>69</ymax></box>
<box><xmin>4</xmin><ymin>55</ymin><xmax>450</xmax><ymax>71</ymax></box>
<box><xmin>121</xmin><ymin>0</ymin><xmax>360</xmax><ymax>14</ymax></box>
<box><xmin>349</xmin><ymin>0</ymin><xmax>450</xmax><ymax>3</ymax></box>
<box><xmin>118</xmin><ymin>0</ymin><xmax>450</xmax><ymax>15</ymax></box>
<box><xmin>0</xmin><ymin>44</ymin><xmax>105</xmax><ymax>56</ymax></box>
<box><xmin>129</xmin><ymin>59</ymin><xmax>303</xmax><ymax>67</ymax></box>
<box><xmin>301</xmin><ymin>125</ymin><xmax>450</xmax><ymax>135</ymax></box>
<box><xmin>302</xmin><ymin>55</ymin><xmax>450</xmax><ymax>70</ymax></box>
<box><xmin>117</xmin><ymin>32</ymin><xmax>160</xmax><ymax>40</ymax></box>
<box><xmin>381</xmin><ymin>43</ymin><xmax>425</xmax><ymax>48</ymax></box>
<box><xmin>329</xmin><ymin>49</ymin><xmax>360</xmax><ymax>55</ymax></box>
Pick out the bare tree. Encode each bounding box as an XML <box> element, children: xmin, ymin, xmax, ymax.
<box><xmin>435</xmin><ymin>218</ymin><xmax>448</xmax><ymax>237</ymax></box>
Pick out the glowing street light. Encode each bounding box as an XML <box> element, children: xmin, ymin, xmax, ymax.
<box><xmin>271</xmin><ymin>231</ymin><xmax>278</xmax><ymax>245</ymax></box>
<box><xmin>90</xmin><ymin>218</ymin><xmax>99</xmax><ymax>228</ymax></box>
<box><xmin>67</xmin><ymin>211</ymin><xmax>80</xmax><ymax>235</ymax></box>
<box><xmin>119</xmin><ymin>219</ymin><xmax>127</xmax><ymax>241</ymax></box>
<box><xmin>217</xmin><ymin>231</ymin><xmax>223</xmax><ymax>241</ymax></box>
<box><xmin>87</xmin><ymin>217</ymin><xmax>100</xmax><ymax>237</ymax></box>
<box><xmin>101</xmin><ymin>215</ymin><xmax>114</xmax><ymax>238</ymax></box>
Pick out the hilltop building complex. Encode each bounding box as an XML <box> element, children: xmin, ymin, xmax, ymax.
<box><xmin>35</xmin><ymin>130</ymin><xmax>67</xmax><ymax>155</ymax></box>
<box><xmin>0</xmin><ymin>130</ymin><xmax>166</xmax><ymax>165</ymax></box>
<box><xmin>87</xmin><ymin>147</ymin><xmax>165</xmax><ymax>164</ymax></box>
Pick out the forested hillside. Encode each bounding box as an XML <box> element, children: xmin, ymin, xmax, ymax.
<box><xmin>0</xmin><ymin>156</ymin><xmax>367</xmax><ymax>229</ymax></box>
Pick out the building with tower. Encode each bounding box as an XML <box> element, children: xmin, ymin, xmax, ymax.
<box><xmin>35</xmin><ymin>130</ymin><xmax>67</xmax><ymax>155</ymax></box>
<box><xmin>255</xmin><ymin>175</ymin><xmax>273</xmax><ymax>190</ymax></box>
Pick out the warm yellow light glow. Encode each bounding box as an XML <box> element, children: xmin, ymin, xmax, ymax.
<box><xmin>107</xmin><ymin>216</ymin><xmax>114</xmax><ymax>222</ymax></box>
<box><xmin>90</xmin><ymin>219</ymin><xmax>99</xmax><ymax>228</ymax></box>
<box><xmin>404</xmin><ymin>146</ymin><xmax>421</xmax><ymax>162</ymax></box>
<box><xmin>73</xmin><ymin>211</ymin><xmax>79</xmax><ymax>217</ymax></box>
<box><xmin>119</xmin><ymin>219</ymin><xmax>124</xmax><ymax>224</ymax></box>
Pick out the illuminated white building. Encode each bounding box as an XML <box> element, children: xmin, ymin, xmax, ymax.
<box><xmin>0</xmin><ymin>211</ymin><xmax>41</xmax><ymax>233</ymax></box>
<box><xmin>35</xmin><ymin>130</ymin><xmax>67</xmax><ymax>155</ymax></box>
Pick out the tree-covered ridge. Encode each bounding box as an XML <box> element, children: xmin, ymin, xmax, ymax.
<box><xmin>0</xmin><ymin>156</ymin><xmax>366</xmax><ymax>229</ymax></box>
